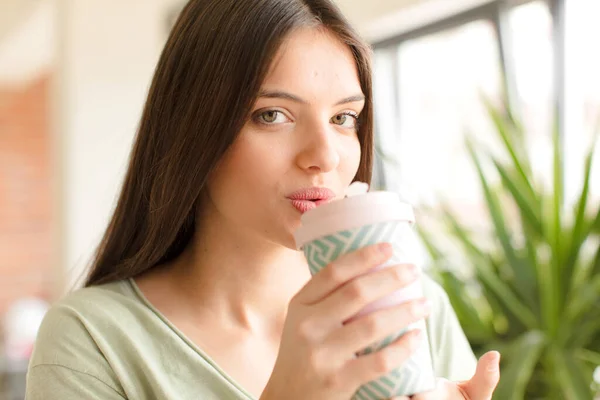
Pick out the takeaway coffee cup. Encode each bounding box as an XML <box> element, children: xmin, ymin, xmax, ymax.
<box><xmin>294</xmin><ymin>184</ymin><xmax>435</xmax><ymax>399</ymax></box>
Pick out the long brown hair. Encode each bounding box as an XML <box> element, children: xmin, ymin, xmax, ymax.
<box><xmin>84</xmin><ymin>0</ymin><xmax>374</xmax><ymax>287</ymax></box>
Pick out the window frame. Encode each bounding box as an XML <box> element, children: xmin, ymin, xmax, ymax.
<box><xmin>371</xmin><ymin>0</ymin><xmax>566</xmax><ymax>190</ymax></box>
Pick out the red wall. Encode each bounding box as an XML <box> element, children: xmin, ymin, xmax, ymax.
<box><xmin>0</xmin><ymin>74</ymin><xmax>55</xmax><ymax>317</ymax></box>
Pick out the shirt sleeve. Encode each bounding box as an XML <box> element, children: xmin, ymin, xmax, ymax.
<box><xmin>26</xmin><ymin>364</ymin><xmax>127</xmax><ymax>400</ymax></box>
<box><xmin>423</xmin><ymin>275</ymin><xmax>478</xmax><ymax>382</ymax></box>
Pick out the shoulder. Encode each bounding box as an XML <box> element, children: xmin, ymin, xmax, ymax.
<box><xmin>42</xmin><ymin>280</ymin><xmax>136</xmax><ymax>319</ymax></box>
<box><xmin>32</xmin><ymin>281</ymin><xmax>135</xmax><ymax>354</ymax></box>
<box><xmin>420</xmin><ymin>273</ymin><xmax>458</xmax><ymax>343</ymax></box>
<box><xmin>420</xmin><ymin>272</ymin><xmax>459</xmax><ymax>343</ymax></box>
<box><xmin>28</xmin><ymin>281</ymin><xmax>137</xmax><ymax>387</ymax></box>
<box><xmin>421</xmin><ymin>272</ymin><xmax>478</xmax><ymax>380</ymax></box>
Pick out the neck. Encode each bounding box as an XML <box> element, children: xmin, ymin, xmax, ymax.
<box><xmin>169</xmin><ymin>204</ymin><xmax>311</xmax><ymax>336</ymax></box>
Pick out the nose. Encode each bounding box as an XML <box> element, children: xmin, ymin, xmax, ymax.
<box><xmin>295</xmin><ymin>119</ymin><xmax>340</xmax><ymax>173</ymax></box>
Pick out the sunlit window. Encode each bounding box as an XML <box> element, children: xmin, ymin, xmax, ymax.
<box><xmin>375</xmin><ymin>20</ymin><xmax>502</xmax><ymax>224</ymax></box>
<box><xmin>565</xmin><ymin>0</ymin><xmax>600</xmax><ymax>202</ymax></box>
<box><xmin>374</xmin><ymin>0</ymin><xmax>599</xmax><ymax>218</ymax></box>
<box><xmin>509</xmin><ymin>1</ymin><xmax>554</xmax><ymax>187</ymax></box>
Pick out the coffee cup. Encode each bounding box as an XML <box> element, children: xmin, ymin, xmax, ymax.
<box><xmin>294</xmin><ymin>186</ymin><xmax>435</xmax><ymax>399</ymax></box>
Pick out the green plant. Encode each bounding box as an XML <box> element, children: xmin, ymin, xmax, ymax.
<box><xmin>417</xmin><ymin>100</ymin><xmax>600</xmax><ymax>399</ymax></box>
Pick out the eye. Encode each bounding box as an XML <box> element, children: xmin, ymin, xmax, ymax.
<box><xmin>331</xmin><ymin>112</ymin><xmax>359</xmax><ymax>129</ymax></box>
<box><xmin>255</xmin><ymin>110</ymin><xmax>289</xmax><ymax>125</ymax></box>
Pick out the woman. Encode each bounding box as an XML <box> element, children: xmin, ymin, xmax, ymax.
<box><xmin>25</xmin><ymin>0</ymin><xmax>500</xmax><ymax>399</ymax></box>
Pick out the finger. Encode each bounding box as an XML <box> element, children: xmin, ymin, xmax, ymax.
<box><xmin>294</xmin><ymin>243</ymin><xmax>393</xmax><ymax>305</ymax></box>
<box><xmin>315</xmin><ymin>263</ymin><xmax>419</xmax><ymax>325</ymax></box>
<box><xmin>341</xmin><ymin>329</ymin><xmax>423</xmax><ymax>385</ymax></box>
<box><xmin>460</xmin><ymin>351</ymin><xmax>500</xmax><ymax>400</ymax></box>
<box><xmin>323</xmin><ymin>299</ymin><xmax>430</xmax><ymax>358</ymax></box>
<box><xmin>389</xmin><ymin>397</ymin><xmax>411</xmax><ymax>400</ymax></box>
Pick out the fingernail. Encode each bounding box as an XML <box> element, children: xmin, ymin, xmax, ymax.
<box><xmin>378</xmin><ymin>242</ymin><xmax>392</xmax><ymax>256</ymax></box>
<box><xmin>421</xmin><ymin>298</ymin><xmax>432</xmax><ymax>313</ymax></box>
<box><xmin>487</xmin><ymin>351</ymin><xmax>501</xmax><ymax>371</ymax></box>
<box><xmin>411</xmin><ymin>299</ymin><xmax>431</xmax><ymax>317</ymax></box>
<box><xmin>407</xmin><ymin>263</ymin><xmax>419</xmax><ymax>277</ymax></box>
<box><xmin>410</xmin><ymin>329</ymin><xmax>423</xmax><ymax>347</ymax></box>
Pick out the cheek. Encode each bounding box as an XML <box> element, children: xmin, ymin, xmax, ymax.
<box><xmin>342</xmin><ymin>135</ymin><xmax>362</xmax><ymax>180</ymax></box>
<box><xmin>208</xmin><ymin>134</ymin><xmax>281</xmax><ymax>199</ymax></box>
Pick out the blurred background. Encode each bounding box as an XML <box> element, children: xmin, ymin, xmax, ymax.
<box><xmin>0</xmin><ymin>0</ymin><xmax>598</xmax><ymax>399</ymax></box>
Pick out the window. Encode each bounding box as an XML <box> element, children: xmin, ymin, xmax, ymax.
<box><xmin>565</xmin><ymin>0</ymin><xmax>600</xmax><ymax>202</ymax></box>
<box><xmin>372</xmin><ymin>0</ymin><xmax>598</xmax><ymax>224</ymax></box>
<box><xmin>374</xmin><ymin>19</ymin><xmax>502</xmax><ymax>225</ymax></box>
<box><xmin>509</xmin><ymin>1</ymin><xmax>554</xmax><ymax>187</ymax></box>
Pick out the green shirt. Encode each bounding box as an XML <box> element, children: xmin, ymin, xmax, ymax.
<box><xmin>25</xmin><ymin>275</ymin><xmax>477</xmax><ymax>399</ymax></box>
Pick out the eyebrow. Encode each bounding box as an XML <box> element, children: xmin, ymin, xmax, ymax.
<box><xmin>258</xmin><ymin>90</ymin><xmax>365</xmax><ymax>106</ymax></box>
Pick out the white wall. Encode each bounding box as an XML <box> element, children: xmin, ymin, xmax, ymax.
<box><xmin>0</xmin><ymin>0</ymin><xmax>40</xmax><ymax>49</ymax></box>
<box><xmin>57</xmin><ymin>0</ymin><xmax>181</xmax><ymax>288</ymax></box>
<box><xmin>352</xmin><ymin>0</ymin><xmax>495</xmax><ymax>42</ymax></box>
<box><xmin>0</xmin><ymin>0</ymin><xmax>54</xmax><ymax>87</ymax></box>
<box><xmin>337</xmin><ymin>0</ymin><xmax>421</xmax><ymax>29</ymax></box>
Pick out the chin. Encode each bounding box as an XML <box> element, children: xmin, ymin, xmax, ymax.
<box><xmin>274</xmin><ymin>221</ymin><xmax>302</xmax><ymax>251</ymax></box>
<box><xmin>285</xmin><ymin>236</ymin><xmax>302</xmax><ymax>251</ymax></box>
<box><xmin>275</xmin><ymin>226</ymin><xmax>299</xmax><ymax>251</ymax></box>
<box><xmin>262</xmin><ymin>208</ymin><xmax>304</xmax><ymax>250</ymax></box>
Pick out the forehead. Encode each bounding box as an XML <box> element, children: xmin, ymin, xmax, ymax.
<box><xmin>262</xmin><ymin>28</ymin><xmax>362</xmax><ymax>96</ymax></box>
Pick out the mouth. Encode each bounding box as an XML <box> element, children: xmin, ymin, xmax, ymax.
<box><xmin>287</xmin><ymin>187</ymin><xmax>336</xmax><ymax>214</ymax></box>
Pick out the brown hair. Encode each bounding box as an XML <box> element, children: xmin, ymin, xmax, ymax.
<box><xmin>84</xmin><ymin>0</ymin><xmax>374</xmax><ymax>287</ymax></box>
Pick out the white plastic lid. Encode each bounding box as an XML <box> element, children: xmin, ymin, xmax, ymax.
<box><xmin>294</xmin><ymin>191</ymin><xmax>415</xmax><ymax>249</ymax></box>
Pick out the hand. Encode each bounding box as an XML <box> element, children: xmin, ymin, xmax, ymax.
<box><xmin>391</xmin><ymin>351</ymin><xmax>501</xmax><ymax>400</ymax></box>
<box><xmin>260</xmin><ymin>243</ymin><xmax>432</xmax><ymax>400</ymax></box>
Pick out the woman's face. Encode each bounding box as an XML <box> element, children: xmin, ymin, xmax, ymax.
<box><xmin>206</xmin><ymin>27</ymin><xmax>364</xmax><ymax>249</ymax></box>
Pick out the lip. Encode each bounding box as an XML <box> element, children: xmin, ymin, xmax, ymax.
<box><xmin>287</xmin><ymin>187</ymin><xmax>336</xmax><ymax>213</ymax></box>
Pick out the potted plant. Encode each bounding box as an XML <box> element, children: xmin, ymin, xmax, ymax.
<box><xmin>415</xmin><ymin>100</ymin><xmax>600</xmax><ymax>399</ymax></box>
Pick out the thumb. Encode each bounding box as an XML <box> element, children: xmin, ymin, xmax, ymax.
<box><xmin>461</xmin><ymin>351</ymin><xmax>500</xmax><ymax>400</ymax></box>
